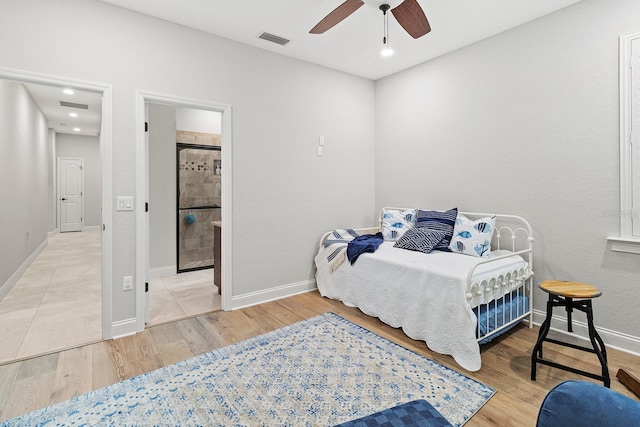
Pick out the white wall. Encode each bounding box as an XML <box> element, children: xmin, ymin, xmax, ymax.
<box><xmin>0</xmin><ymin>80</ymin><xmax>49</xmax><ymax>289</ymax></box>
<box><xmin>56</xmin><ymin>133</ymin><xmax>101</xmax><ymax>227</ymax></box>
<box><xmin>0</xmin><ymin>0</ymin><xmax>376</xmax><ymax>323</ymax></box>
<box><xmin>375</xmin><ymin>0</ymin><xmax>640</xmax><ymax>341</ymax></box>
<box><xmin>176</xmin><ymin>107</ymin><xmax>221</xmax><ymax>134</ymax></box>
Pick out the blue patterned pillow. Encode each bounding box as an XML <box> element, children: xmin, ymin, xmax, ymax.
<box><xmin>381</xmin><ymin>208</ymin><xmax>416</xmax><ymax>241</ymax></box>
<box><xmin>334</xmin><ymin>399</ymin><xmax>452</xmax><ymax>427</ymax></box>
<box><xmin>415</xmin><ymin>208</ymin><xmax>458</xmax><ymax>252</ymax></box>
<box><xmin>449</xmin><ymin>214</ymin><xmax>496</xmax><ymax>257</ymax></box>
<box><xmin>393</xmin><ymin>228</ymin><xmax>446</xmax><ymax>254</ymax></box>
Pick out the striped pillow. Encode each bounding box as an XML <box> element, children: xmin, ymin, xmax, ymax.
<box><xmin>394</xmin><ymin>228</ymin><xmax>446</xmax><ymax>254</ymax></box>
<box><xmin>415</xmin><ymin>208</ymin><xmax>458</xmax><ymax>252</ymax></box>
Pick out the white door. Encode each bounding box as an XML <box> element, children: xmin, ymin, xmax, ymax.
<box><xmin>59</xmin><ymin>158</ymin><xmax>84</xmax><ymax>232</ymax></box>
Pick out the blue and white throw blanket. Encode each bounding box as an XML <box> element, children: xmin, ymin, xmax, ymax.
<box><xmin>347</xmin><ymin>232</ymin><xmax>384</xmax><ymax>265</ymax></box>
<box><xmin>324</xmin><ymin>229</ymin><xmax>359</xmax><ymax>272</ymax></box>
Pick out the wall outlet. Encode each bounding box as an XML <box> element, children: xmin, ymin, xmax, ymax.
<box><xmin>123</xmin><ymin>275</ymin><xmax>133</xmax><ymax>291</ymax></box>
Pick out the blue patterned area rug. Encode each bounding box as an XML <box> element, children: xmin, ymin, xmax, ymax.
<box><xmin>2</xmin><ymin>312</ymin><xmax>494</xmax><ymax>426</ymax></box>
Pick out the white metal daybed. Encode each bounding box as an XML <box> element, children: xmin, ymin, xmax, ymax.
<box><xmin>314</xmin><ymin>207</ymin><xmax>534</xmax><ymax>371</ymax></box>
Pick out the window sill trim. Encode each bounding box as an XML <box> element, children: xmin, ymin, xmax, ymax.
<box><xmin>608</xmin><ymin>237</ymin><xmax>640</xmax><ymax>255</ymax></box>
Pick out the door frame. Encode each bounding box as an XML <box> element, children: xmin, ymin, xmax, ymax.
<box><xmin>57</xmin><ymin>157</ymin><xmax>85</xmax><ymax>232</ymax></box>
<box><xmin>0</xmin><ymin>66</ymin><xmax>113</xmax><ymax>340</ymax></box>
<box><xmin>135</xmin><ymin>91</ymin><xmax>233</xmax><ymax>332</ymax></box>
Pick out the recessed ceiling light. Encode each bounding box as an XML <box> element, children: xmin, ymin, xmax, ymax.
<box><xmin>73</xmin><ymin>127</ymin><xmax>81</xmax><ymax>132</ymax></box>
<box><xmin>69</xmin><ymin>112</ymin><xmax>78</xmax><ymax>118</ymax></box>
<box><xmin>63</xmin><ymin>88</ymin><xmax>74</xmax><ymax>95</ymax></box>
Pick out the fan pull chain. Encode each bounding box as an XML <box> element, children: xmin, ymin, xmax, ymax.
<box><xmin>380</xmin><ymin>4</ymin><xmax>393</xmax><ymax>57</ymax></box>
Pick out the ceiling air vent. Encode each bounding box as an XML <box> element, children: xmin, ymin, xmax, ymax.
<box><xmin>258</xmin><ymin>32</ymin><xmax>290</xmax><ymax>46</ymax></box>
<box><xmin>59</xmin><ymin>100</ymin><xmax>89</xmax><ymax>109</ymax></box>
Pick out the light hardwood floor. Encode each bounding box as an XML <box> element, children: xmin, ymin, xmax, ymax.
<box><xmin>0</xmin><ymin>291</ymin><xmax>638</xmax><ymax>425</ymax></box>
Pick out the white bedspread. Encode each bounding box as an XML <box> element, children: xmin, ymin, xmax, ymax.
<box><xmin>314</xmin><ymin>241</ymin><xmax>527</xmax><ymax>372</ymax></box>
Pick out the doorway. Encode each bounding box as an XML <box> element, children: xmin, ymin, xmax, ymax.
<box><xmin>0</xmin><ymin>67</ymin><xmax>113</xmax><ymax>358</ymax></box>
<box><xmin>58</xmin><ymin>157</ymin><xmax>84</xmax><ymax>233</ymax></box>
<box><xmin>136</xmin><ymin>92</ymin><xmax>232</xmax><ymax>332</ymax></box>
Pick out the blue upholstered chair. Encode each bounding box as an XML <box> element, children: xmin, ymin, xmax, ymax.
<box><xmin>537</xmin><ymin>380</ymin><xmax>640</xmax><ymax>427</ymax></box>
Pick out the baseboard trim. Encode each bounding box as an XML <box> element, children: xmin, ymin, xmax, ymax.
<box><xmin>149</xmin><ymin>266</ymin><xmax>177</xmax><ymax>279</ymax></box>
<box><xmin>83</xmin><ymin>225</ymin><xmax>101</xmax><ymax>231</ymax></box>
<box><xmin>230</xmin><ymin>280</ymin><xmax>317</xmax><ymax>311</ymax></box>
<box><xmin>111</xmin><ymin>318</ymin><xmax>138</xmax><ymax>339</ymax></box>
<box><xmin>532</xmin><ymin>309</ymin><xmax>640</xmax><ymax>357</ymax></box>
<box><xmin>0</xmin><ymin>238</ymin><xmax>48</xmax><ymax>301</ymax></box>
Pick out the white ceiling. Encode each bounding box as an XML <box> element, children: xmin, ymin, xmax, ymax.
<box><xmin>17</xmin><ymin>0</ymin><xmax>584</xmax><ymax>136</ymax></box>
<box><xmin>99</xmin><ymin>0</ymin><xmax>584</xmax><ymax>80</ymax></box>
<box><xmin>24</xmin><ymin>83</ymin><xmax>102</xmax><ymax>137</ymax></box>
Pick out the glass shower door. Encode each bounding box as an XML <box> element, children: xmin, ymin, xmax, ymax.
<box><xmin>177</xmin><ymin>144</ymin><xmax>221</xmax><ymax>273</ymax></box>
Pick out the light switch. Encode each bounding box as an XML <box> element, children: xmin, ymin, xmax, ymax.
<box><xmin>117</xmin><ymin>196</ymin><xmax>134</xmax><ymax>211</ymax></box>
<box><xmin>317</xmin><ymin>146</ymin><xmax>323</xmax><ymax>156</ymax></box>
<box><xmin>319</xmin><ymin>136</ymin><xmax>325</xmax><ymax>146</ymax></box>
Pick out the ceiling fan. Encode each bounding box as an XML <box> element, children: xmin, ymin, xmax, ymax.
<box><xmin>310</xmin><ymin>0</ymin><xmax>431</xmax><ymax>39</ymax></box>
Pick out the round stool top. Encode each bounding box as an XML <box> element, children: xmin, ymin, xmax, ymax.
<box><xmin>539</xmin><ymin>280</ymin><xmax>602</xmax><ymax>298</ymax></box>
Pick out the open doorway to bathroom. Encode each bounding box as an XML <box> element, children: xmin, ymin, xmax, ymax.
<box><xmin>145</xmin><ymin>103</ymin><xmax>224</xmax><ymax>326</ymax></box>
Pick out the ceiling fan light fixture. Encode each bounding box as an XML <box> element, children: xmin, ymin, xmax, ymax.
<box><xmin>380</xmin><ymin>4</ymin><xmax>393</xmax><ymax>57</ymax></box>
<box><xmin>308</xmin><ymin>0</ymin><xmax>430</xmax><ymax>57</ymax></box>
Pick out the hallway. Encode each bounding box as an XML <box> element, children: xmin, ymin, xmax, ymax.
<box><xmin>0</xmin><ymin>231</ymin><xmax>220</xmax><ymax>364</ymax></box>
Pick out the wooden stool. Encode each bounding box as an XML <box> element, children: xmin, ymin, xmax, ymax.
<box><xmin>531</xmin><ymin>280</ymin><xmax>610</xmax><ymax>387</ymax></box>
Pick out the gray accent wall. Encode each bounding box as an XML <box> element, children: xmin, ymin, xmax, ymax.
<box><xmin>0</xmin><ymin>80</ymin><xmax>49</xmax><ymax>289</ymax></box>
<box><xmin>148</xmin><ymin>103</ymin><xmax>177</xmax><ymax>271</ymax></box>
<box><xmin>375</xmin><ymin>0</ymin><xmax>640</xmax><ymax>339</ymax></box>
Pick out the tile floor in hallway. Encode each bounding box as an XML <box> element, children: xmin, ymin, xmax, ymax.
<box><xmin>0</xmin><ymin>230</ymin><xmax>220</xmax><ymax>364</ymax></box>
<box><xmin>148</xmin><ymin>268</ymin><xmax>221</xmax><ymax>327</ymax></box>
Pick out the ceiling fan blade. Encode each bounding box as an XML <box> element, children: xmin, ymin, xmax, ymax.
<box><xmin>310</xmin><ymin>0</ymin><xmax>365</xmax><ymax>34</ymax></box>
<box><xmin>391</xmin><ymin>0</ymin><xmax>431</xmax><ymax>39</ymax></box>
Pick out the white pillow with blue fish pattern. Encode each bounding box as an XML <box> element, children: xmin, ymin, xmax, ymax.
<box><xmin>449</xmin><ymin>214</ymin><xmax>496</xmax><ymax>257</ymax></box>
<box><xmin>381</xmin><ymin>208</ymin><xmax>416</xmax><ymax>241</ymax></box>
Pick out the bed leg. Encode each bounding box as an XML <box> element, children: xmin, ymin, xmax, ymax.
<box><xmin>528</xmin><ymin>310</ymin><xmax>533</xmax><ymax>328</ymax></box>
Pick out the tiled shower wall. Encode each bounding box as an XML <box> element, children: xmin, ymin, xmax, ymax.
<box><xmin>177</xmin><ymin>134</ymin><xmax>221</xmax><ymax>271</ymax></box>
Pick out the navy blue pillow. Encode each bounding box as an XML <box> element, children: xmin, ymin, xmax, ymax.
<box><xmin>415</xmin><ymin>208</ymin><xmax>458</xmax><ymax>252</ymax></box>
<box><xmin>394</xmin><ymin>228</ymin><xmax>446</xmax><ymax>254</ymax></box>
